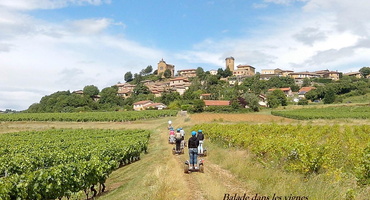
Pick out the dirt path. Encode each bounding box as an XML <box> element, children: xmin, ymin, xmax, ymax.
<box><xmin>98</xmin><ymin>116</ymin><xmax>251</xmax><ymax>200</ymax></box>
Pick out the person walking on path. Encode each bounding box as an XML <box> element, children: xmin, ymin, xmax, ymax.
<box><xmin>188</xmin><ymin>131</ymin><xmax>199</xmax><ymax>169</ymax></box>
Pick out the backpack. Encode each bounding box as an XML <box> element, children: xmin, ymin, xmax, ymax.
<box><xmin>175</xmin><ymin>132</ymin><xmax>182</xmax><ymax>140</ymax></box>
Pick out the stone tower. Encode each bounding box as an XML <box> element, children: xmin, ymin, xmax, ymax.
<box><xmin>225</xmin><ymin>57</ymin><xmax>235</xmax><ymax>72</ymax></box>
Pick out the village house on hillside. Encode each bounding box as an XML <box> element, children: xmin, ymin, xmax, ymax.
<box><xmin>116</xmin><ymin>83</ymin><xmax>136</xmax><ymax>98</ymax></box>
<box><xmin>344</xmin><ymin>72</ymin><xmax>362</xmax><ymax>79</ymax></box>
<box><xmin>133</xmin><ymin>100</ymin><xmax>167</xmax><ymax>111</ymax></box>
<box><xmin>268</xmin><ymin>87</ymin><xmax>293</xmax><ymax>97</ymax></box>
<box><xmin>177</xmin><ymin>69</ymin><xmax>197</xmax><ymax>77</ymax></box>
<box><xmin>298</xmin><ymin>87</ymin><xmax>316</xmax><ymax>98</ymax></box>
<box><xmin>315</xmin><ymin>70</ymin><xmax>341</xmax><ymax>81</ymax></box>
<box><xmin>260</xmin><ymin>68</ymin><xmax>294</xmax><ymax>80</ymax></box>
<box><xmin>169</xmin><ymin>77</ymin><xmax>191</xmax><ymax>95</ymax></box>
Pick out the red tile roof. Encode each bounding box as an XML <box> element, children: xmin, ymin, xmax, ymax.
<box><xmin>299</xmin><ymin>87</ymin><xmax>316</xmax><ymax>93</ymax></box>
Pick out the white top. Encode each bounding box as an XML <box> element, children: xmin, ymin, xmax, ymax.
<box><xmin>180</xmin><ymin>129</ymin><xmax>185</xmax><ymax>137</ymax></box>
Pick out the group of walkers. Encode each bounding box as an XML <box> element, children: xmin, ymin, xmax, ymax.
<box><xmin>168</xmin><ymin>120</ymin><xmax>205</xmax><ymax>170</ymax></box>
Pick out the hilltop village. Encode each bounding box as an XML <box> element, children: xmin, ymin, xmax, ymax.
<box><xmin>112</xmin><ymin>57</ymin><xmax>364</xmax><ymax>109</ymax></box>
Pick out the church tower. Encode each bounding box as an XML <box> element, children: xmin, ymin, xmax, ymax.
<box><xmin>225</xmin><ymin>57</ymin><xmax>235</xmax><ymax>72</ymax></box>
<box><xmin>157</xmin><ymin>59</ymin><xmax>175</xmax><ymax>77</ymax></box>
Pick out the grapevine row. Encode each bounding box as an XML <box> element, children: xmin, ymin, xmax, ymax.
<box><xmin>0</xmin><ymin>110</ymin><xmax>178</xmax><ymax>122</ymax></box>
<box><xmin>0</xmin><ymin>129</ymin><xmax>150</xmax><ymax>199</ymax></box>
<box><xmin>192</xmin><ymin>123</ymin><xmax>370</xmax><ymax>177</ymax></box>
<box><xmin>271</xmin><ymin>105</ymin><xmax>370</xmax><ymax>120</ymax></box>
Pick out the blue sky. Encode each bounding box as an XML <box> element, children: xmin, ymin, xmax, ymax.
<box><xmin>1</xmin><ymin>0</ymin><xmax>369</xmax><ymax>110</ymax></box>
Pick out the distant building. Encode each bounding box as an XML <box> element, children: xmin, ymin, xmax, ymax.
<box><xmin>157</xmin><ymin>59</ymin><xmax>175</xmax><ymax>78</ymax></box>
<box><xmin>344</xmin><ymin>72</ymin><xmax>362</xmax><ymax>79</ymax></box>
<box><xmin>225</xmin><ymin>57</ymin><xmax>235</xmax><ymax>72</ymax></box>
<box><xmin>177</xmin><ymin>69</ymin><xmax>197</xmax><ymax>77</ymax></box>
<box><xmin>209</xmin><ymin>69</ymin><xmax>218</xmax><ymax>75</ymax></box>
<box><xmin>233</xmin><ymin>65</ymin><xmax>255</xmax><ymax>77</ymax></box>
<box><xmin>133</xmin><ymin>100</ymin><xmax>167</xmax><ymax>111</ymax></box>
<box><xmin>315</xmin><ymin>70</ymin><xmax>341</xmax><ymax>81</ymax></box>
<box><xmin>298</xmin><ymin>87</ymin><xmax>316</xmax><ymax>98</ymax></box>
<box><xmin>268</xmin><ymin>87</ymin><xmax>293</xmax><ymax>97</ymax></box>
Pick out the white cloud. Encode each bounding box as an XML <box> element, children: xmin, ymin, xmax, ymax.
<box><xmin>68</xmin><ymin>18</ymin><xmax>113</xmax><ymax>34</ymax></box>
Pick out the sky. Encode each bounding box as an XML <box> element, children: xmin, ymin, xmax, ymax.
<box><xmin>1</xmin><ymin>0</ymin><xmax>369</xmax><ymax>111</ymax></box>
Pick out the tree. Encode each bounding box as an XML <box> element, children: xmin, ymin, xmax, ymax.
<box><xmin>302</xmin><ymin>78</ymin><xmax>311</xmax><ymax>87</ymax></box>
<box><xmin>124</xmin><ymin>71</ymin><xmax>133</xmax><ymax>82</ymax></box>
<box><xmin>267</xmin><ymin>89</ymin><xmax>287</xmax><ymax>108</ymax></box>
<box><xmin>83</xmin><ymin>85</ymin><xmax>99</xmax><ymax>97</ymax></box>
<box><xmin>191</xmin><ymin>99</ymin><xmax>205</xmax><ymax>113</ymax></box>
<box><xmin>164</xmin><ymin>69</ymin><xmax>172</xmax><ymax>78</ymax></box>
<box><xmin>133</xmin><ymin>73</ymin><xmax>143</xmax><ymax>84</ymax></box>
<box><xmin>242</xmin><ymin>93</ymin><xmax>260</xmax><ymax>111</ymax></box>
<box><xmin>323</xmin><ymin>87</ymin><xmax>335</xmax><ymax>104</ymax></box>
<box><xmin>223</xmin><ymin>67</ymin><xmax>233</xmax><ymax>78</ymax></box>
<box><xmin>133</xmin><ymin>84</ymin><xmax>150</xmax><ymax>95</ymax></box>
<box><xmin>359</xmin><ymin>67</ymin><xmax>370</xmax><ymax>78</ymax></box>
<box><xmin>298</xmin><ymin>99</ymin><xmax>308</xmax><ymax>105</ymax></box>
<box><xmin>99</xmin><ymin>86</ymin><xmax>124</xmax><ymax>106</ymax></box>
<box><xmin>160</xmin><ymin>92</ymin><xmax>181</xmax><ymax>105</ymax></box>
<box><xmin>196</xmin><ymin>67</ymin><xmax>205</xmax><ymax>79</ymax></box>
<box><xmin>144</xmin><ymin>65</ymin><xmax>153</xmax><ymax>74</ymax></box>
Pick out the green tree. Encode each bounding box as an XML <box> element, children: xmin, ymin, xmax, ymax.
<box><xmin>133</xmin><ymin>73</ymin><xmax>143</xmax><ymax>84</ymax></box>
<box><xmin>242</xmin><ymin>93</ymin><xmax>260</xmax><ymax>111</ymax></box>
<box><xmin>267</xmin><ymin>89</ymin><xmax>287</xmax><ymax>108</ymax></box>
<box><xmin>164</xmin><ymin>69</ymin><xmax>172</xmax><ymax>78</ymax></box>
<box><xmin>223</xmin><ymin>67</ymin><xmax>233</xmax><ymax>77</ymax></box>
<box><xmin>323</xmin><ymin>87</ymin><xmax>336</xmax><ymax>104</ymax></box>
<box><xmin>196</xmin><ymin>67</ymin><xmax>205</xmax><ymax>79</ymax></box>
<box><xmin>83</xmin><ymin>85</ymin><xmax>99</xmax><ymax>97</ymax></box>
<box><xmin>133</xmin><ymin>84</ymin><xmax>150</xmax><ymax>95</ymax></box>
<box><xmin>298</xmin><ymin>99</ymin><xmax>308</xmax><ymax>105</ymax></box>
<box><xmin>302</xmin><ymin>78</ymin><xmax>311</xmax><ymax>87</ymax></box>
<box><xmin>191</xmin><ymin>99</ymin><xmax>205</xmax><ymax>113</ymax></box>
<box><xmin>99</xmin><ymin>86</ymin><xmax>124</xmax><ymax>106</ymax></box>
<box><xmin>124</xmin><ymin>71</ymin><xmax>133</xmax><ymax>82</ymax></box>
<box><xmin>160</xmin><ymin>92</ymin><xmax>181</xmax><ymax>105</ymax></box>
<box><xmin>359</xmin><ymin>67</ymin><xmax>370</xmax><ymax>78</ymax></box>
<box><xmin>144</xmin><ymin>65</ymin><xmax>153</xmax><ymax>74</ymax></box>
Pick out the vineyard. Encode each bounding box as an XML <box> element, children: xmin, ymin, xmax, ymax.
<box><xmin>192</xmin><ymin>123</ymin><xmax>370</xmax><ymax>181</ymax></box>
<box><xmin>0</xmin><ymin>129</ymin><xmax>150</xmax><ymax>199</ymax></box>
<box><xmin>0</xmin><ymin>110</ymin><xmax>178</xmax><ymax>122</ymax></box>
<box><xmin>271</xmin><ymin>105</ymin><xmax>370</xmax><ymax>120</ymax></box>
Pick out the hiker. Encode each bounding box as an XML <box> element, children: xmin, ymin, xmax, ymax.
<box><xmin>197</xmin><ymin>130</ymin><xmax>204</xmax><ymax>154</ymax></box>
<box><xmin>175</xmin><ymin>128</ymin><xmax>182</xmax><ymax>151</ymax></box>
<box><xmin>180</xmin><ymin>128</ymin><xmax>186</xmax><ymax>147</ymax></box>
<box><xmin>168</xmin><ymin>120</ymin><xmax>173</xmax><ymax>130</ymax></box>
<box><xmin>168</xmin><ymin>127</ymin><xmax>175</xmax><ymax>143</ymax></box>
<box><xmin>188</xmin><ymin>131</ymin><xmax>199</xmax><ymax>169</ymax></box>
